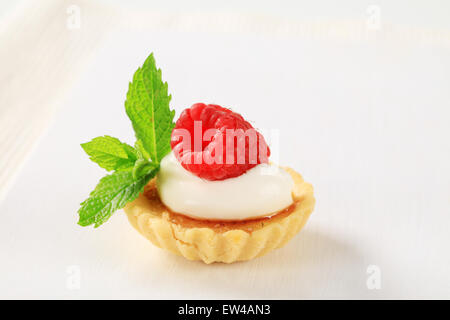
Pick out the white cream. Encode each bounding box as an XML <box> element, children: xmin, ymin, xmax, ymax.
<box><xmin>156</xmin><ymin>152</ymin><xmax>294</xmax><ymax>221</ymax></box>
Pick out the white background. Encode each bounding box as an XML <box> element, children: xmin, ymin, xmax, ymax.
<box><xmin>0</xmin><ymin>0</ymin><xmax>449</xmax><ymax>299</ymax></box>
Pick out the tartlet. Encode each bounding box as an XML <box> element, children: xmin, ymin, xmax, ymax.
<box><xmin>124</xmin><ymin>167</ymin><xmax>315</xmax><ymax>264</ymax></box>
<box><xmin>78</xmin><ymin>53</ymin><xmax>315</xmax><ymax>265</ymax></box>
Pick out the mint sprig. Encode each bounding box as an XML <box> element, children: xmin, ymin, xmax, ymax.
<box><xmin>78</xmin><ymin>53</ymin><xmax>174</xmax><ymax>228</ymax></box>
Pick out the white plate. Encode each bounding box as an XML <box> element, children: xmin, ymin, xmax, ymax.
<box><xmin>1</xmin><ymin>29</ymin><xmax>449</xmax><ymax>299</ymax></box>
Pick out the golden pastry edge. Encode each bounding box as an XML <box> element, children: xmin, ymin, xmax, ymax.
<box><xmin>124</xmin><ymin>167</ymin><xmax>315</xmax><ymax>264</ymax></box>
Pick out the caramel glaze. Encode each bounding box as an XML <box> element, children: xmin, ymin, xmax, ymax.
<box><xmin>143</xmin><ymin>180</ymin><xmax>299</xmax><ymax>234</ymax></box>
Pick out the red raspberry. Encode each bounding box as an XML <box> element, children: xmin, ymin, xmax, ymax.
<box><xmin>171</xmin><ymin>103</ymin><xmax>270</xmax><ymax>180</ymax></box>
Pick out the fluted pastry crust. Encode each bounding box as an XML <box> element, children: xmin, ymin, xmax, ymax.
<box><xmin>124</xmin><ymin>167</ymin><xmax>315</xmax><ymax>263</ymax></box>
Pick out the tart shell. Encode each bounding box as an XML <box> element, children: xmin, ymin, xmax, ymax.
<box><xmin>124</xmin><ymin>167</ymin><xmax>315</xmax><ymax>264</ymax></box>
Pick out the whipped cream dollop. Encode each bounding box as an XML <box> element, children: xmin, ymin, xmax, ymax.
<box><xmin>156</xmin><ymin>152</ymin><xmax>294</xmax><ymax>221</ymax></box>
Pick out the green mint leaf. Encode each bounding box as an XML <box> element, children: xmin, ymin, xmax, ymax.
<box><xmin>78</xmin><ymin>166</ymin><xmax>158</xmax><ymax>228</ymax></box>
<box><xmin>135</xmin><ymin>139</ymin><xmax>151</xmax><ymax>161</ymax></box>
<box><xmin>125</xmin><ymin>53</ymin><xmax>175</xmax><ymax>163</ymax></box>
<box><xmin>81</xmin><ymin>136</ymin><xmax>137</xmax><ymax>171</ymax></box>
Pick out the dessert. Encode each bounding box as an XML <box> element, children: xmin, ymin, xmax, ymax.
<box><xmin>78</xmin><ymin>53</ymin><xmax>315</xmax><ymax>263</ymax></box>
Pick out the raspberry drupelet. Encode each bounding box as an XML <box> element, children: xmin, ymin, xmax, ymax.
<box><xmin>170</xmin><ymin>103</ymin><xmax>270</xmax><ymax>180</ymax></box>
